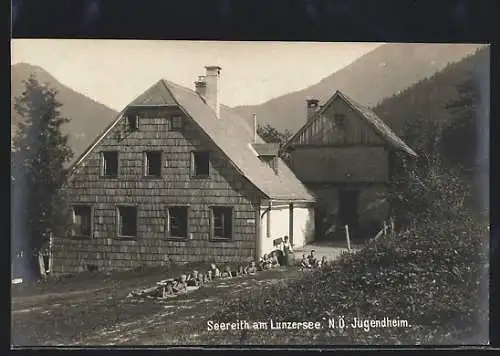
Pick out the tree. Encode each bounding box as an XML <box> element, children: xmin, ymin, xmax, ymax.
<box><xmin>441</xmin><ymin>77</ymin><xmax>479</xmax><ymax>173</ymax></box>
<box><xmin>256</xmin><ymin>124</ymin><xmax>292</xmax><ymax>145</ymax></box>
<box><xmin>256</xmin><ymin>124</ymin><xmax>293</xmax><ymax>166</ymax></box>
<box><xmin>12</xmin><ymin>76</ymin><xmax>74</xmax><ymax>279</ymax></box>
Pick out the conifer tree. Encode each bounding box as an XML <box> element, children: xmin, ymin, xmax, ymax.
<box><xmin>12</xmin><ymin>75</ymin><xmax>74</xmax><ymax>278</ymax></box>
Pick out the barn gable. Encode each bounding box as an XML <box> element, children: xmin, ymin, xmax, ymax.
<box><xmin>283</xmin><ymin>90</ymin><xmax>417</xmax><ymax>157</ymax></box>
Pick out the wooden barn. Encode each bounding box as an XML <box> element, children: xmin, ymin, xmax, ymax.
<box><xmin>281</xmin><ymin>90</ymin><xmax>417</xmax><ymax>241</ymax></box>
<box><xmin>52</xmin><ymin>66</ymin><xmax>315</xmax><ymax>275</ymax></box>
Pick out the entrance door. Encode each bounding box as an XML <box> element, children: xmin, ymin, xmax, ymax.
<box><xmin>314</xmin><ymin>206</ymin><xmax>326</xmax><ymax>240</ymax></box>
<box><xmin>338</xmin><ymin>189</ymin><xmax>360</xmax><ymax>231</ymax></box>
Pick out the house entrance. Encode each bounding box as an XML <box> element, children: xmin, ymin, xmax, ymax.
<box><xmin>338</xmin><ymin>189</ymin><xmax>360</xmax><ymax>232</ymax></box>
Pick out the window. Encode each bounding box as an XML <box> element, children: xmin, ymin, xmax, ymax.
<box><xmin>211</xmin><ymin>207</ymin><xmax>233</xmax><ymax>240</ymax></box>
<box><xmin>102</xmin><ymin>151</ymin><xmax>118</xmax><ymax>177</ymax></box>
<box><xmin>167</xmin><ymin>206</ymin><xmax>189</xmax><ymax>239</ymax></box>
<box><xmin>334</xmin><ymin>114</ymin><xmax>346</xmax><ymax>127</ymax></box>
<box><xmin>127</xmin><ymin>114</ymin><xmax>139</xmax><ymax>131</ymax></box>
<box><xmin>170</xmin><ymin>115</ymin><xmax>184</xmax><ymax>131</ymax></box>
<box><xmin>72</xmin><ymin>206</ymin><xmax>92</xmax><ymax>237</ymax></box>
<box><xmin>117</xmin><ymin>206</ymin><xmax>138</xmax><ymax>238</ymax></box>
<box><xmin>144</xmin><ymin>151</ymin><xmax>162</xmax><ymax>177</ymax></box>
<box><xmin>191</xmin><ymin>151</ymin><xmax>210</xmax><ymax>177</ymax></box>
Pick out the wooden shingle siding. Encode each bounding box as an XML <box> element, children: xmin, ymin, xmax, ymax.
<box><xmin>54</xmin><ymin>107</ymin><xmax>261</xmax><ymax>275</ymax></box>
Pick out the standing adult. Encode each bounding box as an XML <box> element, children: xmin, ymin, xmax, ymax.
<box><xmin>281</xmin><ymin>235</ymin><xmax>293</xmax><ymax>266</ymax></box>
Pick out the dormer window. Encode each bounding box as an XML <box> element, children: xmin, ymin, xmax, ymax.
<box><xmin>251</xmin><ymin>143</ymin><xmax>280</xmax><ymax>175</ymax></box>
<box><xmin>260</xmin><ymin>156</ymin><xmax>279</xmax><ymax>175</ymax></box>
<box><xmin>127</xmin><ymin>114</ymin><xmax>139</xmax><ymax>131</ymax></box>
<box><xmin>334</xmin><ymin>114</ymin><xmax>346</xmax><ymax>127</ymax></box>
<box><xmin>170</xmin><ymin>115</ymin><xmax>184</xmax><ymax>131</ymax></box>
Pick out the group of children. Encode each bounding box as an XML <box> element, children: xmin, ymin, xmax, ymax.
<box><xmin>131</xmin><ymin>248</ymin><xmax>327</xmax><ymax>300</ymax></box>
<box><xmin>150</xmin><ymin>260</ymin><xmax>263</xmax><ymax>298</ymax></box>
<box><xmin>298</xmin><ymin>249</ymin><xmax>328</xmax><ymax>269</ymax></box>
<box><xmin>258</xmin><ymin>251</ymin><xmax>281</xmax><ymax>270</ymax></box>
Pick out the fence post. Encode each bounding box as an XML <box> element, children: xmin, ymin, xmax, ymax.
<box><xmin>344</xmin><ymin>225</ymin><xmax>351</xmax><ymax>253</ymax></box>
<box><xmin>48</xmin><ymin>232</ymin><xmax>54</xmax><ymax>274</ymax></box>
<box><xmin>38</xmin><ymin>252</ymin><xmax>47</xmax><ymax>279</ymax></box>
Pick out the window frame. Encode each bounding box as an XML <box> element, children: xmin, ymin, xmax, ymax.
<box><xmin>101</xmin><ymin>151</ymin><xmax>119</xmax><ymax>178</ymax></box>
<box><xmin>210</xmin><ymin>206</ymin><xmax>234</xmax><ymax>241</ymax></box>
<box><xmin>165</xmin><ymin>205</ymin><xmax>190</xmax><ymax>240</ymax></box>
<box><xmin>144</xmin><ymin>151</ymin><xmax>163</xmax><ymax>178</ymax></box>
<box><xmin>334</xmin><ymin>113</ymin><xmax>346</xmax><ymax>128</ymax></box>
<box><xmin>116</xmin><ymin>205</ymin><xmax>138</xmax><ymax>240</ymax></box>
<box><xmin>190</xmin><ymin>151</ymin><xmax>211</xmax><ymax>178</ymax></box>
<box><xmin>127</xmin><ymin>114</ymin><xmax>140</xmax><ymax>131</ymax></box>
<box><xmin>169</xmin><ymin>114</ymin><xmax>184</xmax><ymax>131</ymax></box>
<box><xmin>72</xmin><ymin>205</ymin><xmax>93</xmax><ymax>239</ymax></box>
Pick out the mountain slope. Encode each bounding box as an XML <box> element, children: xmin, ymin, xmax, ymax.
<box><xmin>373</xmin><ymin>46</ymin><xmax>489</xmax><ymax>154</ymax></box>
<box><xmin>233</xmin><ymin>43</ymin><xmax>485</xmax><ymax>133</ymax></box>
<box><xmin>11</xmin><ymin>63</ymin><xmax>119</xmax><ymax>165</ymax></box>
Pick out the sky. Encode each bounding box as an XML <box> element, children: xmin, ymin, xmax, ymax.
<box><xmin>11</xmin><ymin>40</ymin><xmax>383</xmax><ymax>110</ymax></box>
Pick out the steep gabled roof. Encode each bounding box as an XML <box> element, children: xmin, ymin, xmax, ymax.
<box><xmin>128</xmin><ymin>80</ymin><xmax>178</xmax><ymax>106</ymax></box>
<box><xmin>283</xmin><ymin>90</ymin><xmax>418</xmax><ymax>158</ymax></box>
<box><xmin>70</xmin><ymin>79</ymin><xmax>315</xmax><ymax>202</ymax></box>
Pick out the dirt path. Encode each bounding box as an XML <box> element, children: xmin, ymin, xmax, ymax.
<box><xmin>12</xmin><ymin>267</ymin><xmax>302</xmax><ymax>346</ymax></box>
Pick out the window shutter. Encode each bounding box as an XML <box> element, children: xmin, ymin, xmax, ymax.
<box><xmin>210</xmin><ymin>208</ymin><xmax>214</xmax><ymax>239</ymax></box>
<box><xmin>71</xmin><ymin>208</ymin><xmax>76</xmax><ymax>236</ymax></box>
<box><xmin>116</xmin><ymin>208</ymin><xmax>121</xmax><ymax>236</ymax></box>
<box><xmin>227</xmin><ymin>209</ymin><xmax>233</xmax><ymax>239</ymax></box>
<box><xmin>100</xmin><ymin>152</ymin><xmax>105</xmax><ymax>177</ymax></box>
<box><xmin>165</xmin><ymin>206</ymin><xmax>170</xmax><ymax>238</ymax></box>
<box><xmin>190</xmin><ymin>152</ymin><xmax>195</xmax><ymax>176</ymax></box>
<box><xmin>187</xmin><ymin>206</ymin><xmax>191</xmax><ymax>239</ymax></box>
<box><xmin>90</xmin><ymin>207</ymin><xmax>94</xmax><ymax>239</ymax></box>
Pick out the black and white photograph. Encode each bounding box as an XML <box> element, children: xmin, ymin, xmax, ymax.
<box><xmin>11</xmin><ymin>40</ymin><xmax>490</xmax><ymax>346</ymax></box>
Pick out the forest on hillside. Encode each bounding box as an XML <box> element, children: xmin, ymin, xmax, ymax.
<box><xmin>373</xmin><ymin>47</ymin><xmax>490</xmax><ymax>160</ymax></box>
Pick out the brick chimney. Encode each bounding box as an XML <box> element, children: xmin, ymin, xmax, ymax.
<box><xmin>306</xmin><ymin>98</ymin><xmax>320</xmax><ymax>120</ymax></box>
<box><xmin>205</xmin><ymin>66</ymin><xmax>221</xmax><ymax>118</ymax></box>
<box><xmin>194</xmin><ymin>75</ymin><xmax>207</xmax><ymax>98</ymax></box>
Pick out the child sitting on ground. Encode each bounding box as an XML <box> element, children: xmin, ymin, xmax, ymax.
<box><xmin>204</xmin><ymin>270</ymin><xmax>212</xmax><ymax>283</ymax></box>
<box><xmin>270</xmin><ymin>251</ymin><xmax>280</xmax><ymax>268</ymax></box>
<box><xmin>246</xmin><ymin>261</ymin><xmax>258</xmax><ymax>274</ymax></box>
<box><xmin>220</xmin><ymin>265</ymin><xmax>233</xmax><ymax>279</ymax></box>
<box><xmin>261</xmin><ymin>254</ymin><xmax>272</xmax><ymax>270</ymax></box>
<box><xmin>308</xmin><ymin>249</ymin><xmax>318</xmax><ymax>268</ymax></box>
<box><xmin>196</xmin><ymin>270</ymin><xmax>204</xmax><ymax>286</ymax></box>
<box><xmin>210</xmin><ymin>263</ymin><xmax>221</xmax><ymax>279</ymax></box>
<box><xmin>320</xmin><ymin>256</ymin><xmax>328</xmax><ymax>268</ymax></box>
<box><xmin>172</xmin><ymin>274</ymin><xmax>188</xmax><ymax>293</ymax></box>
<box><xmin>187</xmin><ymin>270</ymin><xmax>202</xmax><ymax>287</ymax></box>
<box><xmin>186</xmin><ymin>271</ymin><xmax>196</xmax><ymax>286</ymax></box>
<box><xmin>299</xmin><ymin>253</ymin><xmax>312</xmax><ymax>269</ymax></box>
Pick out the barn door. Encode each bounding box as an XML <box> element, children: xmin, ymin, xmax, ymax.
<box><xmin>338</xmin><ymin>189</ymin><xmax>360</xmax><ymax>231</ymax></box>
